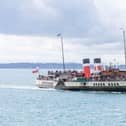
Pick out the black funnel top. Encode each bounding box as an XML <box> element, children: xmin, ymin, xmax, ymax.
<box><xmin>94</xmin><ymin>58</ymin><xmax>101</xmax><ymax>63</ymax></box>
<box><xmin>83</xmin><ymin>58</ymin><xmax>90</xmax><ymax>64</ymax></box>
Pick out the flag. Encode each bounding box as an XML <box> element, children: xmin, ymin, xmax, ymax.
<box><xmin>32</xmin><ymin>67</ymin><xmax>39</xmax><ymax>74</ymax></box>
<box><xmin>57</xmin><ymin>33</ymin><xmax>61</xmax><ymax>37</ymax></box>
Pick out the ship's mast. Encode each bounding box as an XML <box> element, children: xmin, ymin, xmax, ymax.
<box><xmin>121</xmin><ymin>29</ymin><xmax>126</xmax><ymax>67</ymax></box>
<box><xmin>57</xmin><ymin>33</ymin><xmax>65</xmax><ymax>71</ymax></box>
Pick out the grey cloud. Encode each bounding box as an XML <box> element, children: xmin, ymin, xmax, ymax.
<box><xmin>0</xmin><ymin>0</ymin><xmax>123</xmax><ymax>45</ymax></box>
<box><xmin>0</xmin><ymin>0</ymin><xmax>101</xmax><ymax>37</ymax></box>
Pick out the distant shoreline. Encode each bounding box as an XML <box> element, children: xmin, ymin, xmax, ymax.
<box><xmin>0</xmin><ymin>63</ymin><xmax>125</xmax><ymax>69</ymax></box>
<box><xmin>0</xmin><ymin>63</ymin><xmax>82</xmax><ymax>69</ymax></box>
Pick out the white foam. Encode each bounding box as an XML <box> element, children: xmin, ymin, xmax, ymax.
<box><xmin>0</xmin><ymin>84</ymin><xmax>56</xmax><ymax>91</ymax></box>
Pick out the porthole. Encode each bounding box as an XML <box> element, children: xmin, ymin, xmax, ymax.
<box><xmin>83</xmin><ymin>83</ymin><xmax>86</xmax><ymax>85</ymax></box>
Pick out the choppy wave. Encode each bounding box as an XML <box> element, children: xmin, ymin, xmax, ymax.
<box><xmin>0</xmin><ymin>84</ymin><xmax>56</xmax><ymax>91</ymax></box>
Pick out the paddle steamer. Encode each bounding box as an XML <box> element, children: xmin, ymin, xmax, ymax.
<box><xmin>36</xmin><ymin>58</ymin><xmax>126</xmax><ymax>92</ymax></box>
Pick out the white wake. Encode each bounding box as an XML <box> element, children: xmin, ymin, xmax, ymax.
<box><xmin>0</xmin><ymin>84</ymin><xmax>56</xmax><ymax>91</ymax></box>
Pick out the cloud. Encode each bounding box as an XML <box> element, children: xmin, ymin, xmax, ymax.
<box><xmin>94</xmin><ymin>0</ymin><xmax>126</xmax><ymax>40</ymax></box>
<box><xmin>0</xmin><ymin>0</ymin><xmax>100</xmax><ymax>37</ymax></box>
<box><xmin>0</xmin><ymin>0</ymin><xmax>124</xmax><ymax>41</ymax></box>
<box><xmin>0</xmin><ymin>33</ymin><xmax>124</xmax><ymax>64</ymax></box>
<box><xmin>0</xmin><ymin>0</ymin><xmax>125</xmax><ymax>64</ymax></box>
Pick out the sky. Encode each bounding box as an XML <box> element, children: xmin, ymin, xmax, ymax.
<box><xmin>0</xmin><ymin>0</ymin><xmax>126</xmax><ymax>64</ymax></box>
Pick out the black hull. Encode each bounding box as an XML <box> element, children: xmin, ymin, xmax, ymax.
<box><xmin>55</xmin><ymin>83</ymin><xmax>126</xmax><ymax>92</ymax></box>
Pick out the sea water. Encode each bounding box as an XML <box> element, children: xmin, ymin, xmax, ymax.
<box><xmin>0</xmin><ymin>69</ymin><xmax>126</xmax><ymax>126</ymax></box>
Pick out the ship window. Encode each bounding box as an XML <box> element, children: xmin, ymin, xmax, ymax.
<box><xmin>83</xmin><ymin>83</ymin><xmax>86</xmax><ymax>85</ymax></box>
<box><xmin>103</xmin><ymin>83</ymin><xmax>105</xmax><ymax>86</ymax></box>
<box><xmin>117</xmin><ymin>83</ymin><xmax>119</xmax><ymax>86</ymax></box>
<box><xmin>108</xmin><ymin>83</ymin><xmax>110</xmax><ymax>86</ymax></box>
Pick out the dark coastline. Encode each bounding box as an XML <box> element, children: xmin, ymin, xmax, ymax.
<box><xmin>0</xmin><ymin>63</ymin><xmax>125</xmax><ymax>69</ymax></box>
<box><xmin>0</xmin><ymin>63</ymin><xmax>82</xmax><ymax>69</ymax></box>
